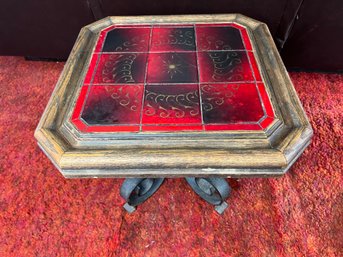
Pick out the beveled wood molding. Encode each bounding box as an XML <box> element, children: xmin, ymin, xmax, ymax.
<box><xmin>35</xmin><ymin>14</ymin><xmax>313</xmax><ymax>178</ymax></box>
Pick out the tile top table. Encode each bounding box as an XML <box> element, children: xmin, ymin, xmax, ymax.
<box><xmin>35</xmin><ymin>14</ymin><xmax>312</xmax><ymax>213</ymax></box>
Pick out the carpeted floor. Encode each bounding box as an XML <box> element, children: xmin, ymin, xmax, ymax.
<box><xmin>0</xmin><ymin>56</ymin><xmax>342</xmax><ymax>256</ymax></box>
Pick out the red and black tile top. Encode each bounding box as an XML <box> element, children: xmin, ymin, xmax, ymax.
<box><xmin>71</xmin><ymin>23</ymin><xmax>275</xmax><ymax>132</ymax></box>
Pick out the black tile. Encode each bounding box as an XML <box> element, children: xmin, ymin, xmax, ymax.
<box><xmin>102</xmin><ymin>27</ymin><xmax>150</xmax><ymax>52</ymax></box>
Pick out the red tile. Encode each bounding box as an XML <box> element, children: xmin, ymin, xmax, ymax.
<box><xmin>200</xmin><ymin>83</ymin><xmax>264</xmax><ymax>123</ymax></box>
<box><xmin>71</xmin><ymin>86</ymin><xmax>89</xmax><ymax>120</ymax></box>
<box><xmin>196</xmin><ymin>25</ymin><xmax>245</xmax><ymax>51</ymax></box>
<box><xmin>150</xmin><ymin>27</ymin><xmax>196</xmax><ymax>52</ymax></box>
<box><xmin>240</xmin><ymin>28</ymin><xmax>252</xmax><ymax>51</ymax></box>
<box><xmin>102</xmin><ymin>27</ymin><xmax>150</xmax><ymax>52</ymax></box>
<box><xmin>230</xmin><ymin>23</ymin><xmax>245</xmax><ymax>30</ymax></box>
<box><xmin>71</xmin><ymin>119</ymin><xmax>88</xmax><ymax>132</ymax></box>
<box><xmin>84</xmin><ymin>54</ymin><xmax>99</xmax><ymax>84</ymax></box>
<box><xmin>248</xmin><ymin>51</ymin><xmax>262</xmax><ymax>81</ymax></box>
<box><xmin>146</xmin><ymin>52</ymin><xmax>198</xmax><ymax>83</ymax></box>
<box><xmin>83</xmin><ymin>125</ymin><xmax>140</xmax><ymax>133</ymax></box>
<box><xmin>142</xmin><ymin>124</ymin><xmax>202</xmax><ymax>132</ymax></box>
<box><xmin>93</xmin><ymin>53</ymin><xmax>147</xmax><ymax>84</ymax></box>
<box><xmin>153</xmin><ymin>24</ymin><xmax>194</xmax><ymax>28</ymax></box>
<box><xmin>94</xmin><ymin>25</ymin><xmax>116</xmax><ymax>52</ymax></box>
<box><xmin>259</xmin><ymin>116</ymin><xmax>275</xmax><ymax>129</ymax></box>
<box><xmin>196</xmin><ymin>23</ymin><xmax>237</xmax><ymax>28</ymax></box>
<box><xmin>257</xmin><ymin>83</ymin><xmax>275</xmax><ymax>117</ymax></box>
<box><xmin>81</xmin><ymin>85</ymin><xmax>144</xmax><ymax>125</ymax></box>
<box><xmin>115</xmin><ymin>25</ymin><xmax>152</xmax><ymax>29</ymax></box>
<box><xmin>198</xmin><ymin>51</ymin><xmax>254</xmax><ymax>83</ymax></box>
<box><xmin>94</xmin><ymin>32</ymin><xmax>106</xmax><ymax>53</ymax></box>
<box><xmin>142</xmin><ymin>84</ymin><xmax>201</xmax><ymax>125</ymax></box>
<box><xmin>204</xmin><ymin>123</ymin><xmax>261</xmax><ymax>131</ymax></box>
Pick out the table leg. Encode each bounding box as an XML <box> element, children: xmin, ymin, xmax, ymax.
<box><xmin>185</xmin><ymin>177</ymin><xmax>231</xmax><ymax>214</ymax></box>
<box><xmin>120</xmin><ymin>178</ymin><xmax>165</xmax><ymax>213</ymax></box>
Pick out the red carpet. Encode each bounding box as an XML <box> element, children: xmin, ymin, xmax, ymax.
<box><xmin>0</xmin><ymin>56</ymin><xmax>342</xmax><ymax>256</ymax></box>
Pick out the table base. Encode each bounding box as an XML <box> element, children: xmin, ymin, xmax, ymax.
<box><xmin>120</xmin><ymin>177</ymin><xmax>231</xmax><ymax>214</ymax></box>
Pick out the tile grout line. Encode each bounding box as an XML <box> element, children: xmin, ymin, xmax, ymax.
<box><xmin>139</xmin><ymin>26</ymin><xmax>154</xmax><ymax>132</ymax></box>
<box><xmin>193</xmin><ymin>25</ymin><xmax>205</xmax><ymax>130</ymax></box>
<box><xmin>72</xmin><ymin>120</ymin><xmax>261</xmax><ymax>127</ymax></box>
<box><xmin>95</xmin><ymin>49</ymin><xmax>253</xmax><ymax>54</ymax></box>
<box><xmin>85</xmin><ymin>80</ymin><xmax>262</xmax><ymax>86</ymax></box>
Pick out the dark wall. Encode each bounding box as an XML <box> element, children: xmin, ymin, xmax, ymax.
<box><xmin>281</xmin><ymin>1</ymin><xmax>343</xmax><ymax>71</ymax></box>
<box><xmin>0</xmin><ymin>0</ymin><xmax>94</xmax><ymax>58</ymax></box>
<box><xmin>99</xmin><ymin>0</ymin><xmax>289</xmax><ymax>35</ymax></box>
<box><xmin>0</xmin><ymin>0</ymin><xmax>342</xmax><ymax>71</ymax></box>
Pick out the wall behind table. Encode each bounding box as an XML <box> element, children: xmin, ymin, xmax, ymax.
<box><xmin>0</xmin><ymin>0</ymin><xmax>342</xmax><ymax>72</ymax></box>
<box><xmin>281</xmin><ymin>1</ymin><xmax>343</xmax><ymax>72</ymax></box>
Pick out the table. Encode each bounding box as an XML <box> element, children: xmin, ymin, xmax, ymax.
<box><xmin>35</xmin><ymin>14</ymin><xmax>312</xmax><ymax>214</ymax></box>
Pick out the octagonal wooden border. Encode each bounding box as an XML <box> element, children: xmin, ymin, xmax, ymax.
<box><xmin>35</xmin><ymin>14</ymin><xmax>313</xmax><ymax>178</ymax></box>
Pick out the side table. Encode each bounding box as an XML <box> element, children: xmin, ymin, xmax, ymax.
<box><xmin>35</xmin><ymin>14</ymin><xmax>312</xmax><ymax>214</ymax></box>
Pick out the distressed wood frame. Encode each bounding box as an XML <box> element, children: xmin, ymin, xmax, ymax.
<box><xmin>35</xmin><ymin>14</ymin><xmax>313</xmax><ymax>178</ymax></box>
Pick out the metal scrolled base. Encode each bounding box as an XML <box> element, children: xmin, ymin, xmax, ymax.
<box><xmin>120</xmin><ymin>178</ymin><xmax>165</xmax><ymax>213</ymax></box>
<box><xmin>185</xmin><ymin>177</ymin><xmax>231</xmax><ymax>214</ymax></box>
<box><xmin>120</xmin><ymin>177</ymin><xmax>231</xmax><ymax>214</ymax></box>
